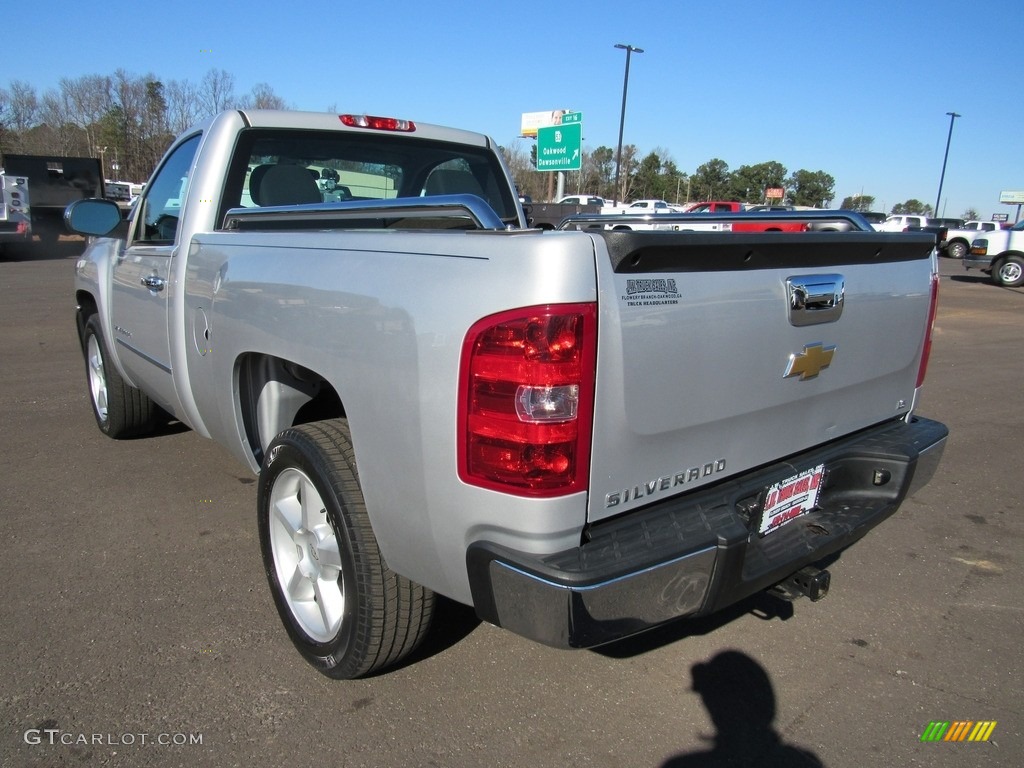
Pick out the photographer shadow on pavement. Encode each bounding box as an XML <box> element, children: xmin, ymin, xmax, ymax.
<box><xmin>661</xmin><ymin>649</ymin><xmax>825</xmax><ymax>768</ymax></box>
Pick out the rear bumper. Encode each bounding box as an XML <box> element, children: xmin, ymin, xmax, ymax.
<box><xmin>467</xmin><ymin>416</ymin><xmax>947</xmax><ymax>649</ymax></box>
<box><xmin>0</xmin><ymin>221</ymin><xmax>31</xmax><ymax>242</ymax></box>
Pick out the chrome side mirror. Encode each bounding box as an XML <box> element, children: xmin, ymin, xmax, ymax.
<box><xmin>64</xmin><ymin>198</ymin><xmax>124</xmax><ymax>236</ymax></box>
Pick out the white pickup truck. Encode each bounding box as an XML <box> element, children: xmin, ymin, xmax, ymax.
<box><xmin>943</xmin><ymin>220</ymin><xmax>1005</xmax><ymax>260</ymax></box>
<box><xmin>68</xmin><ymin>109</ymin><xmax>948</xmax><ymax>679</ymax></box>
<box><xmin>873</xmin><ymin>213</ymin><xmax>934</xmax><ymax>232</ymax></box>
<box><xmin>962</xmin><ymin>219</ymin><xmax>1024</xmax><ymax>286</ymax></box>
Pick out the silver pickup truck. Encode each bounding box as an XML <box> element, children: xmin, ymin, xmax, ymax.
<box><xmin>68</xmin><ymin>109</ymin><xmax>947</xmax><ymax>679</ymax></box>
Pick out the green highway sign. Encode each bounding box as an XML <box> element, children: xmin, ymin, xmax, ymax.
<box><xmin>561</xmin><ymin>111</ymin><xmax>582</xmax><ymax>124</ymax></box>
<box><xmin>536</xmin><ymin>122</ymin><xmax>582</xmax><ymax>172</ymax></box>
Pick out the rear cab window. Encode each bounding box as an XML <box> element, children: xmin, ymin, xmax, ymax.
<box><xmin>217</xmin><ymin>129</ymin><xmax>519</xmax><ymax>227</ymax></box>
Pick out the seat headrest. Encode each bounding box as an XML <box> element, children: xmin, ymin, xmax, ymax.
<box><xmin>424</xmin><ymin>169</ymin><xmax>485</xmax><ymax>198</ymax></box>
<box><xmin>251</xmin><ymin>164</ymin><xmax>322</xmax><ymax>207</ymax></box>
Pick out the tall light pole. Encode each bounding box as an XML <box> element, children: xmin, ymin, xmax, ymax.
<box><xmin>613</xmin><ymin>43</ymin><xmax>643</xmax><ymax>206</ymax></box>
<box><xmin>934</xmin><ymin>111</ymin><xmax>960</xmax><ymax>219</ymax></box>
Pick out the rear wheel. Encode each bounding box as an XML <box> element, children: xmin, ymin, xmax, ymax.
<box><xmin>994</xmin><ymin>255</ymin><xmax>1024</xmax><ymax>288</ymax></box>
<box><xmin>82</xmin><ymin>314</ymin><xmax>158</xmax><ymax>438</ymax></box>
<box><xmin>257</xmin><ymin>419</ymin><xmax>435</xmax><ymax>678</ymax></box>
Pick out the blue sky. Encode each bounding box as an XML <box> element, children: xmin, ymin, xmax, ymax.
<box><xmin>14</xmin><ymin>0</ymin><xmax>1023</xmax><ymax>219</ymax></box>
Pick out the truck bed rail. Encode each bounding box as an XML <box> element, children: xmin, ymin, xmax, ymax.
<box><xmin>558</xmin><ymin>209</ymin><xmax>877</xmax><ymax>233</ymax></box>
<box><xmin>223</xmin><ymin>193</ymin><xmax>508</xmax><ymax>232</ymax></box>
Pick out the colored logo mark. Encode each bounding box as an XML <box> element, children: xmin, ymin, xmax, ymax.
<box><xmin>920</xmin><ymin>721</ymin><xmax>997</xmax><ymax>742</ymax></box>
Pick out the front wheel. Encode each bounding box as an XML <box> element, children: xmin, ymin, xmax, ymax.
<box><xmin>946</xmin><ymin>240</ymin><xmax>968</xmax><ymax>260</ymax></box>
<box><xmin>82</xmin><ymin>314</ymin><xmax>158</xmax><ymax>438</ymax></box>
<box><xmin>257</xmin><ymin>419</ymin><xmax>435</xmax><ymax>678</ymax></box>
<box><xmin>994</xmin><ymin>255</ymin><xmax>1024</xmax><ymax>288</ymax></box>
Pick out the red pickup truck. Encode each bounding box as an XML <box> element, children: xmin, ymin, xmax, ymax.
<box><xmin>684</xmin><ymin>201</ymin><xmax>744</xmax><ymax>213</ymax></box>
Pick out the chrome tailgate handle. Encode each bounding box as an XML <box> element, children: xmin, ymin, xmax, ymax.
<box><xmin>787</xmin><ymin>275</ymin><xmax>844</xmax><ymax>326</ymax></box>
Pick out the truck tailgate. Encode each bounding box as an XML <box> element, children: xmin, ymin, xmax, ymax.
<box><xmin>588</xmin><ymin>231</ymin><xmax>937</xmax><ymax>523</ymax></box>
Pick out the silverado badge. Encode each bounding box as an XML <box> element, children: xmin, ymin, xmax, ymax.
<box><xmin>783</xmin><ymin>343</ymin><xmax>836</xmax><ymax>380</ymax></box>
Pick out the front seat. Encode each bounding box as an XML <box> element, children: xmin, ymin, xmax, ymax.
<box><xmin>253</xmin><ymin>165</ymin><xmax>323</xmax><ymax>206</ymax></box>
<box><xmin>424</xmin><ymin>169</ymin><xmax>486</xmax><ymax>199</ymax></box>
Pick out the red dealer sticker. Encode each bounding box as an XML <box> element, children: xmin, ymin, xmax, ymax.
<box><xmin>758</xmin><ymin>464</ymin><xmax>825</xmax><ymax>536</ymax></box>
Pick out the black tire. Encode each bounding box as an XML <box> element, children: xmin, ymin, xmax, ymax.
<box><xmin>946</xmin><ymin>240</ymin><xmax>968</xmax><ymax>260</ymax></box>
<box><xmin>993</xmin><ymin>255</ymin><xmax>1024</xmax><ymax>288</ymax></box>
<box><xmin>257</xmin><ymin>419</ymin><xmax>435</xmax><ymax>678</ymax></box>
<box><xmin>82</xmin><ymin>314</ymin><xmax>158</xmax><ymax>438</ymax></box>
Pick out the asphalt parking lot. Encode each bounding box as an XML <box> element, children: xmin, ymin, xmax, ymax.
<box><xmin>0</xmin><ymin>244</ymin><xmax>1020</xmax><ymax>768</ymax></box>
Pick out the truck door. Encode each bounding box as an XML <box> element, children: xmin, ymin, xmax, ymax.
<box><xmin>109</xmin><ymin>134</ymin><xmax>201</xmax><ymax>414</ymax></box>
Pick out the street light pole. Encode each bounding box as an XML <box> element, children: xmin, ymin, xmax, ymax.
<box><xmin>613</xmin><ymin>43</ymin><xmax>643</xmax><ymax>206</ymax></box>
<box><xmin>934</xmin><ymin>111</ymin><xmax>960</xmax><ymax>219</ymax></box>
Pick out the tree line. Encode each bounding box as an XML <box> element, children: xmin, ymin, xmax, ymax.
<box><xmin>503</xmin><ymin>143</ymin><xmax>969</xmax><ymax>215</ymax></box>
<box><xmin>0</xmin><ymin>69</ymin><xmax>286</xmax><ymax>183</ymax></box>
<box><xmin>502</xmin><ymin>142</ymin><xmax>839</xmax><ymax>208</ymax></box>
<box><xmin>837</xmin><ymin>194</ymin><xmax>978</xmax><ymax>220</ymax></box>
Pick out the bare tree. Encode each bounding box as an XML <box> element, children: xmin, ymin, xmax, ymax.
<box><xmin>0</xmin><ymin>86</ymin><xmax>9</xmax><ymax>152</ymax></box>
<box><xmin>38</xmin><ymin>87</ymin><xmax>86</xmax><ymax>155</ymax></box>
<box><xmin>61</xmin><ymin>74</ymin><xmax>112</xmax><ymax>156</ymax></box>
<box><xmin>200</xmin><ymin>68</ymin><xmax>237</xmax><ymax>116</ymax></box>
<box><xmin>107</xmin><ymin>70</ymin><xmax>149</xmax><ymax>179</ymax></box>
<box><xmin>616</xmin><ymin>144</ymin><xmax>638</xmax><ymax>202</ymax></box>
<box><xmin>140</xmin><ymin>79</ymin><xmax>172</xmax><ymax>175</ymax></box>
<box><xmin>243</xmin><ymin>82</ymin><xmax>288</xmax><ymax>110</ymax></box>
<box><xmin>498</xmin><ymin>139</ymin><xmax>542</xmax><ymax>200</ymax></box>
<box><xmin>0</xmin><ymin>80</ymin><xmax>40</xmax><ymax>152</ymax></box>
<box><xmin>165</xmin><ymin>79</ymin><xmax>201</xmax><ymax>134</ymax></box>
<box><xmin>573</xmin><ymin>147</ymin><xmax>604</xmax><ymax>196</ymax></box>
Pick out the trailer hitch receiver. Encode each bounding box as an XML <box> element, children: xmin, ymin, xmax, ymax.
<box><xmin>771</xmin><ymin>566</ymin><xmax>831</xmax><ymax>602</ymax></box>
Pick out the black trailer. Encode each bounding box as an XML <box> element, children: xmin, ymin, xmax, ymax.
<box><xmin>1</xmin><ymin>154</ymin><xmax>104</xmax><ymax>247</ymax></box>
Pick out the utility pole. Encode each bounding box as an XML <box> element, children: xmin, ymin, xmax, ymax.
<box><xmin>613</xmin><ymin>43</ymin><xmax>643</xmax><ymax>206</ymax></box>
<box><xmin>934</xmin><ymin>112</ymin><xmax>960</xmax><ymax>218</ymax></box>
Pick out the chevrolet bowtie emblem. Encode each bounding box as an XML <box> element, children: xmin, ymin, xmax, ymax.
<box><xmin>784</xmin><ymin>343</ymin><xmax>836</xmax><ymax>380</ymax></box>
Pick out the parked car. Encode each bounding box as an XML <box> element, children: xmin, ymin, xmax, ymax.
<box><xmin>626</xmin><ymin>199</ymin><xmax>685</xmax><ymax>213</ymax></box>
<box><xmin>944</xmin><ymin>220</ymin><xmax>1006</xmax><ymax>259</ymax></box>
<box><xmin>879</xmin><ymin>215</ymin><xmax>956</xmax><ymax>250</ymax></box>
<box><xmin>859</xmin><ymin>211</ymin><xmax>888</xmax><ymax>227</ymax></box>
<box><xmin>524</xmin><ymin>197</ymin><xmax>602</xmax><ymax>229</ymax></box>
<box><xmin>683</xmin><ymin>201</ymin><xmax>743</xmax><ymax>213</ymax></box>
<box><xmin>962</xmin><ymin>218</ymin><xmax>1024</xmax><ymax>287</ymax></box>
<box><xmin>558</xmin><ymin>194</ymin><xmax>605</xmax><ymax>206</ymax></box>
<box><xmin>874</xmin><ymin>214</ymin><xmax>932</xmax><ymax>232</ymax></box>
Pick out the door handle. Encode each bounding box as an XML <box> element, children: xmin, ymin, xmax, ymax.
<box><xmin>786</xmin><ymin>274</ymin><xmax>844</xmax><ymax>326</ymax></box>
<box><xmin>141</xmin><ymin>275</ymin><xmax>165</xmax><ymax>292</ymax></box>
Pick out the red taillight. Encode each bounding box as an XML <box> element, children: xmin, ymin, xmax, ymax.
<box><xmin>339</xmin><ymin>114</ymin><xmax>416</xmax><ymax>132</ymax></box>
<box><xmin>458</xmin><ymin>304</ymin><xmax>597</xmax><ymax>496</ymax></box>
<box><xmin>916</xmin><ymin>268</ymin><xmax>940</xmax><ymax>388</ymax></box>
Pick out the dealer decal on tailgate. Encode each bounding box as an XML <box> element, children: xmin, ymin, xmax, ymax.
<box><xmin>759</xmin><ymin>464</ymin><xmax>825</xmax><ymax>536</ymax></box>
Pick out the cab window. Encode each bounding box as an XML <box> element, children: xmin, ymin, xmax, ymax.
<box><xmin>135</xmin><ymin>134</ymin><xmax>201</xmax><ymax>245</ymax></box>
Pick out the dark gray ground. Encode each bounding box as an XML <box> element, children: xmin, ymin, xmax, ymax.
<box><xmin>1</xmin><ymin>242</ymin><xmax>1020</xmax><ymax>767</ymax></box>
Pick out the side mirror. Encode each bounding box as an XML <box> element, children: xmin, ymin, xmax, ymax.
<box><xmin>64</xmin><ymin>198</ymin><xmax>124</xmax><ymax>236</ymax></box>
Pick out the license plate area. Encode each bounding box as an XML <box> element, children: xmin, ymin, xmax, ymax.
<box><xmin>758</xmin><ymin>464</ymin><xmax>825</xmax><ymax>536</ymax></box>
